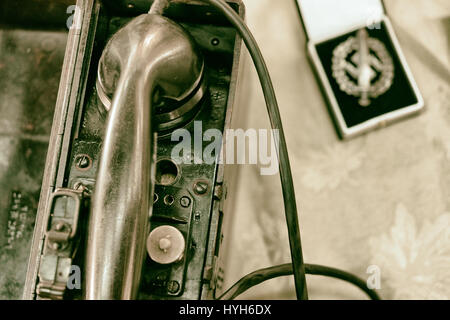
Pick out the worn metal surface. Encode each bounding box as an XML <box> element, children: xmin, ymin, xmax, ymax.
<box><xmin>85</xmin><ymin>12</ymin><xmax>205</xmax><ymax>300</ymax></box>
<box><xmin>23</xmin><ymin>0</ymin><xmax>245</xmax><ymax>300</ymax></box>
<box><xmin>75</xmin><ymin>16</ymin><xmax>241</xmax><ymax>299</ymax></box>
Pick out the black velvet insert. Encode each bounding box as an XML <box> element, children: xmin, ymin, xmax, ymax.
<box><xmin>315</xmin><ymin>22</ymin><xmax>419</xmax><ymax>129</ymax></box>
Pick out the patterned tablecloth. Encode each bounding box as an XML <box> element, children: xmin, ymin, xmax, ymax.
<box><xmin>224</xmin><ymin>0</ymin><xmax>450</xmax><ymax>300</ymax></box>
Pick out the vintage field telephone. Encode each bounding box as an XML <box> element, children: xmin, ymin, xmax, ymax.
<box><xmin>15</xmin><ymin>0</ymin><xmax>246</xmax><ymax>300</ymax></box>
<box><xmin>1</xmin><ymin>0</ymin><xmax>383</xmax><ymax>301</ymax></box>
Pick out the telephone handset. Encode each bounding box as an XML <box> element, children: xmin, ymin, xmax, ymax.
<box><xmin>86</xmin><ymin>10</ymin><xmax>205</xmax><ymax>300</ymax></box>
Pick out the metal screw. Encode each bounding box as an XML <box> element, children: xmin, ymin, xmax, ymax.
<box><xmin>167</xmin><ymin>280</ymin><xmax>180</xmax><ymax>294</ymax></box>
<box><xmin>75</xmin><ymin>154</ymin><xmax>92</xmax><ymax>170</ymax></box>
<box><xmin>180</xmin><ymin>196</ymin><xmax>191</xmax><ymax>208</ymax></box>
<box><xmin>193</xmin><ymin>181</ymin><xmax>208</xmax><ymax>195</ymax></box>
<box><xmin>194</xmin><ymin>211</ymin><xmax>201</xmax><ymax>221</ymax></box>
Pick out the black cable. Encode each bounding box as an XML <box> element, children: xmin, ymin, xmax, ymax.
<box><xmin>196</xmin><ymin>0</ymin><xmax>308</xmax><ymax>300</ymax></box>
<box><xmin>168</xmin><ymin>0</ymin><xmax>379</xmax><ymax>301</ymax></box>
<box><xmin>217</xmin><ymin>264</ymin><xmax>381</xmax><ymax>300</ymax></box>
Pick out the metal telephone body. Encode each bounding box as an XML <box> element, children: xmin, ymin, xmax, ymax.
<box><xmin>23</xmin><ymin>0</ymin><xmax>245</xmax><ymax>300</ymax></box>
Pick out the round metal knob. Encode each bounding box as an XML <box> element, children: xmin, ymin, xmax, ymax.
<box><xmin>147</xmin><ymin>225</ymin><xmax>185</xmax><ymax>264</ymax></box>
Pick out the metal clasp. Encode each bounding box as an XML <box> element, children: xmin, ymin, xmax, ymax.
<box><xmin>37</xmin><ymin>188</ymin><xmax>84</xmax><ymax>300</ymax></box>
<box><xmin>45</xmin><ymin>189</ymin><xmax>82</xmax><ymax>250</ymax></box>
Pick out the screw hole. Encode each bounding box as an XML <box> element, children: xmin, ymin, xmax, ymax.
<box><xmin>164</xmin><ymin>195</ymin><xmax>175</xmax><ymax>206</ymax></box>
<box><xmin>155</xmin><ymin>159</ymin><xmax>179</xmax><ymax>186</ymax></box>
<box><xmin>211</xmin><ymin>38</ymin><xmax>220</xmax><ymax>46</ymax></box>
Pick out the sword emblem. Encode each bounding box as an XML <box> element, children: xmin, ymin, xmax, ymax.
<box><xmin>332</xmin><ymin>29</ymin><xmax>394</xmax><ymax>107</ymax></box>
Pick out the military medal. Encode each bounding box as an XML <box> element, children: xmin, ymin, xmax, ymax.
<box><xmin>296</xmin><ymin>0</ymin><xmax>424</xmax><ymax>139</ymax></box>
<box><xmin>331</xmin><ymin>29</ymin><xmax>394</xmax><ymax>107</ymax></box>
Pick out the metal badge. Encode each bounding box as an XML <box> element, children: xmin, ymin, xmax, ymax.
<box><xmin>331</xmin><ymin>29</ymin><xmax>394</xmax><ymax>107</ymax></box>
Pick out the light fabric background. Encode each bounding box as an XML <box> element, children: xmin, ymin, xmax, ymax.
<box><xmin>224</xmin><ymin>0</ymin><xmax>450</xmax><ymax>299</ymax></box>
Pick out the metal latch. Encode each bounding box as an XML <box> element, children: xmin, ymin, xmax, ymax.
<box><xmin>37</xmin><ymin>188</ymin><xmax>83</xmax><ymax>299</ymax></box>
<box><xmin>46</xmin><ymin>189</ymin><xmax>81</xmax><ymax>245</ymax></box>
